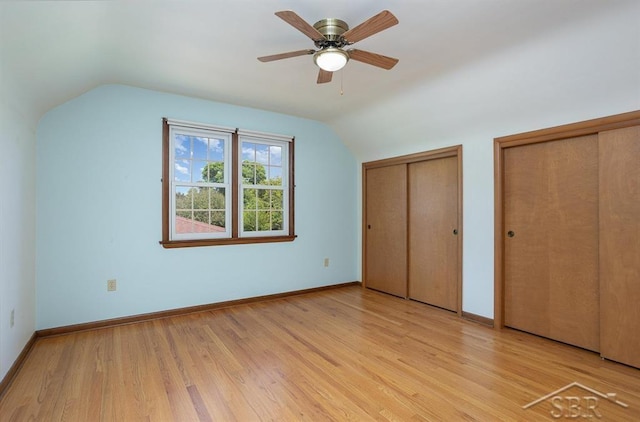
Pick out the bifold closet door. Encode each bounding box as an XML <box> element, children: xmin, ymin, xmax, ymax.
<box><xmin>364</xmin><ymin>164</ymin><xmax>407</xmax><ymax>297</ymax></box>
<box><xmin>503</xmin><ymin>135</ymin><xmax>600</xmax><ymax>351</ymax></box>
<box><xmin>599</xmin><ymin>125</ymin><xmax>640</xmax><ymax>368</ymax></box>
<box><xmin>408</xmin><ymin>157</ymin><xmax>459</xmax><ymax>311</ymax></box>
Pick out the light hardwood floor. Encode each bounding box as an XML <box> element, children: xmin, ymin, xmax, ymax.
<box><xmin>1</xmin><ymin>285</ymin><xmax>639</xmax><ymax>421</ymax></box>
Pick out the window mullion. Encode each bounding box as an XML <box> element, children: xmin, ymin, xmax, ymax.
<box><xmin>231</xmin><ymin>131</ymin><xmax>239</xmax><ymax>238</ymax></box>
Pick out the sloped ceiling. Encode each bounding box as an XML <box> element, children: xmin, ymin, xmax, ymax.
<box><xmin>0</xmin><ymin>0</ymin><xmax>634</xmax><ymax>131</ymax></box>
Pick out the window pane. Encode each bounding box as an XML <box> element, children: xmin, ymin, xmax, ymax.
<box><xmin>244</xmin><ymin>189</ymin><xmax>254</xmax><ymax>208</ymax></box>
<box><xmin>242</xmin><ymin>143</ymin><xmax>255</xmax><ymax>161</ymax></box>
<box><xmin>174</xmin><ymin>134</ymin><xmax>190</xmax><ymax>158</ymax></box>
<box><xmin>211</xmin><ymin>211</ymin><xmax>225</xmax><ymax>229</ymax></box>
<box><xmin>193</xmin><ymin>161</ymin><xmax>207</xmax><ymax>182</ymax></box>
<box><xmin>211</xmin><ymin>188</ymin><xmax>225</xmax><ymax>209</ymax></box>
<box><xmin>258</xmin><ymin>211</ymin><xmax>270</xmax><ymax>231</ymax></box>
<box><xmin>243</xmin><ymin>211</ymin><xmax>256</xmax><ymax>231</ymax></box>
<box><xmin>202</xmin><ymin>162</ymin><xmax>224</xmax><ymax>183</ymax></box>
<box><xmin>256</xmin><ymin>144</ymin><xmax>269</xmax><ymax>164</ymax></box>
<box><xmin>270</xmin><ymin>190</ymin><xmax>283</xmax><ymax>210</ymax></box>
<box><xmin>175</xmin><ymin>186</ymin><xmax>194</xmax><ymax>210</ymax></box>
<box><xmin>193</xmin><ymin>187</ymin><xmax>209</xmax><ymax>209</ymax></box>
<box><xmin>270</xmin><ymin>145</ymin><xmax>282</xmax><ymax>166</ymax></box>
<box><xmin>192</xmin><ymin>136</ymin><xmax>208</xmax><ymax>160</ymax></box>
<box><xmin>209</xmin><ymin>138</ymin><xmax>225</xmax><ymax>161</ymax></box>
<box><xmin>268</xmin><ymin>166</ymin><xmax>282</xmax><ymax>185</ymax></box>
<box><xmin>242</xmin><ymin>162</ymin><xmax>255</xmax><ymax>184</ymax></box>
<box><xmin>193</xmin><ymin>210</ymin><xmax>208</xmax><ymax>225</ymax></box>
<box><xmin>174</xmin><ymin>159</ymin><xmax>190</xmax><ymax>182</ymax></box>
<box><xmin>175</xmin><ymin>213</ymin><xmax>194</xmax><ymax>234</ymax></box>
<box><xmin>272</xmin><ymin>211</ymin><xmax>283</xmax><ymax>230</ymax></box>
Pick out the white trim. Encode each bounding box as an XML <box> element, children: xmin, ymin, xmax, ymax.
<box><xmin>238</xmin><ymin>137</ymin><xmax>289</xmax><ymax>238</ymax></box>
<box><xmin>238</xmin><ymin>129</ymin><xmax>293</xmax><ymax>142</ymax></box>
<box><xmin>168</xmin><ymin>125</ymin><xmax>232</xmax><ymax>240</ymax></box>
<box><xmin>166</xmin><ymin>118</ymin><xmax>235</xmax><ymax>134</ymax></box>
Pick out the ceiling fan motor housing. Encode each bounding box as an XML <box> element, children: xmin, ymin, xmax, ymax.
<box><xmin>313</xmin><ymin>18</ymin><xmax>349</xmax><ymax>48</ymax></box>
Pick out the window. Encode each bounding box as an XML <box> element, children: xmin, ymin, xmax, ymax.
<box><xmin>171</xmin><ymin>125</ymin><xmax>232</xmax><ymax>240</ymax></box>
<box><xmin>239</xmin><ymin>136</ymin><xmax>287</xmax><ymax>236</ymax></box>
<box><xmin>161</xmin><ymin>119</ymin><xmax>295</xmax><ymax>247</ymax></box>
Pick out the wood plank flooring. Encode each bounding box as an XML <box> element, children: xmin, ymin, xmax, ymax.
<box><xmin>1</xmin><ymin>285</ymin><xmax>639</xmax><ymax>421</ymax></box>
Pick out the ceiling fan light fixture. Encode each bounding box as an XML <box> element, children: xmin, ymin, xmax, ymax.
<box><xmin>314</xmin><ymin>48</ymin><xmax>349</xmax><ymax>72</ymax></box>
<box><xmin>259</xmin><ymin>10</ymin><xmax>399</xmax><ymax>84</ymax></box>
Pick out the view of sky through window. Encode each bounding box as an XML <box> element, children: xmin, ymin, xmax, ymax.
<box><xmin>174</xmin><ymin>135</ymin><xmax>226</xmax><ymax>183</ymax></box>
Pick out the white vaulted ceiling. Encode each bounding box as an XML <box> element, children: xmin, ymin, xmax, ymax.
<box><xmin>1</xmin><ymin>0</ymin><xmax>638</xmax><ymax>150</ymax></box>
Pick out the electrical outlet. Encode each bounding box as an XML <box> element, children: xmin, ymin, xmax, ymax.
<box><xmin>107</xmin><ymin>279</ymin><xmax>117</xmax><ymax>292</ymax></box>
<box><xmin>10</xmin><ymin>309</ymin><xmax>15</xmax><ymax>327</ymax></box>
<box><xmin>324</xmin><ymin>258</ymin><xmax>330</xmax><ymax>267</ymax></box>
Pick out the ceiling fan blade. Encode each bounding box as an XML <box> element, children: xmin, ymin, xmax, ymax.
<box><xmin>275</xmin><ymin>10</ymin><xmax>325</xmax><ymax>41</ymax></box>
<box><xmin>258</xmin><ymin>49</ymin><xmax>315</xmax><ymax>62</ymax></box>
<box><xmin>317</xmin><ymin>69</ymin><xmax>333</xmax><ymax>84</ymax></box>
<box><xmin>341</xmin><ymin>10</ymin><xmax>398</xmax><ymax>44</ymax></box>
<box><xmin>348</xmin><ymin>49</ymin><xmax>398</xmax><ymax>70</ymax></box>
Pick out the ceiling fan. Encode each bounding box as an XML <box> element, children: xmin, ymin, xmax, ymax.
<box><xmin>258</xmin><ymin>10</ymin><xmax>399</xmax><ymax>84</ymax></box>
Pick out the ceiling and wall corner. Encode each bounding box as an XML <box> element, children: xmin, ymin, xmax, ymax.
<box><xmin>1</xmin><ymin>0</ymin><xmax>635</xmax><ymax>130</ymax></box>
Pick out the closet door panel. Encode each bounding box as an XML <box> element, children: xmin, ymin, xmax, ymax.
<box><xmin>365</xmin><ymin>164</ymin><xmax>408</xmax><ymax>297</ymax></box>
<box><xmin>408</xmin><ymin>157</ymin><xmax>458</xmax><ymax>311</ymax></box>
<box><xmin>599</xmin><ymin>125</ymin><xmax>640</xmax><ymax>368</ymax></box>
<box><xmin>504</xmin><ymin>135</ymin><xmax>599</xmax><ymax>351</ymax></box>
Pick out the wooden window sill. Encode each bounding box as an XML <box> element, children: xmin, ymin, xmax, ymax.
<box><xmin>160</xmin><ymin>235</ymin><xmax>297</xmax><ymax>248</ymax></box>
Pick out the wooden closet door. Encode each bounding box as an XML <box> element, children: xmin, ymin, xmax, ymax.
<box><xmin>365</xmin><ymin>164</ymin><xmax>407</xmax><ymax>297</ymax></box>
<box><xmin>503</xmin><ymin>135</ymin><xmax>600</xmax><ymax>351</ymax></box>
<box><xmin>599</xmin><ymin>125</ymin><xmax>640</xmax><ymax>368</ymax></box>
<box><xmin>408</xmin><ymin>157</ymin><xmax>459</xmax><ymax>311</ymax></box>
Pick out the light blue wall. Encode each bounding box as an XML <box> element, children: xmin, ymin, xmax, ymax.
<box><xmin>36</xmin><ymin>85</ymin><xmax>357</xmax><ymax>329</ymax></box>
<box><xmin>0</xmin><ymin>81</ymin><xmax>37</xmax><ymax>381</ymax></box>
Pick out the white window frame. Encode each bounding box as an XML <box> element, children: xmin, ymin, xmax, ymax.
<box><xmin>238</xmin><ymin>134</ymin><xmax>290</xmax><ymax>238</ymax></box>
<box><xmin>168</xmin><ymin>123</ymin><xmax>233</xmax><ymax>241</ymax></box>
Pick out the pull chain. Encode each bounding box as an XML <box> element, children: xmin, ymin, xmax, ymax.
<box><xmin>340</xmin><ymin>69</ymin><xmax>344</xmax><ymax>96</ymax></box>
